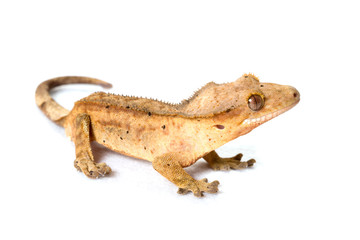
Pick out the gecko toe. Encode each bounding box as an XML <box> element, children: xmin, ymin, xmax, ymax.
<box><xmin>74</xmin><ymin>160</ymin><xmax>81</xmax><ymax>171</ymax></box>
<box><xmin>247</xmin><ymin>159</ymin><xmax>256</xmax><ymax>167</ymax></box>
<box><xmin>89</xmin><ymin>170</ymin><xmax>99</xmax><ymax>178</ymax></box>
<box><xmin>177</xmin><ymin>179</ymin><xmax>220</xmax><ymax>197</ymax></box>
<box><xmin>177</xmin><ymin>188</ymin><xmax>190</xmax><ymax>195</ymax></box>
<box><xmin>208</xmin><ymin>153</ymin><xmax>256</xmax><ymax>171</ymax></box>
<box><xmin>96</xmin><ymin>162</ymin><xmax>112</xmax><ymax>176</ymax></box>
<box><xmin>74</xmin><ymin>158</ymin><xmax>111</xmax><ymax>178</ymax></box>
<box><xmin>233</xmin><ymin>153</ymin><xmax>243</xmax><ymax>160</ymax></box>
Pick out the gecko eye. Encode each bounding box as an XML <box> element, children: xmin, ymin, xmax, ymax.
<box><xmin>248</xmin><ymin>94</ymin><xmax>264</xmax><ymax>111</ymax></box>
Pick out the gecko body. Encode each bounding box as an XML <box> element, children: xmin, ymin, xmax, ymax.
<box><xmin>36</xmin><ymin>74</ymin><xmax>299</xmax><ymax>197</ymax></box>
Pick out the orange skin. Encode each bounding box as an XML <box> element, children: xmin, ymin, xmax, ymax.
<box><xmin>36</xmin><ymin>74</ymin><xmax>300</xmax><ymax>197</ymax></box>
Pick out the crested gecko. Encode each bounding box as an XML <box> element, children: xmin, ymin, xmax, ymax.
<box><xmin>35</xmin><ymin>74</ymin><xmax>300</xmax><ymax>197</ymax></box>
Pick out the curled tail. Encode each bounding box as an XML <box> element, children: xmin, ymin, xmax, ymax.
<box><xmin>35</xmin><ymin>76</ymin><xmax>112</xmax><ymax>126</ymax></box>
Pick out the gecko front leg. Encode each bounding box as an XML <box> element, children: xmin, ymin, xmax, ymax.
<box><xmin>73</xmin><ymin>113</ymin><xmax>111</xmax><ymax>178</ymax></box>
<box><xmin>153</xmin><ymin>153</ymin><xmax>219</xmax><ymax>197</ymax></box>
<box><xmin>203</xmin><ymin>150</ymin><xmax>256</xmax><ymax>171</ymax></box>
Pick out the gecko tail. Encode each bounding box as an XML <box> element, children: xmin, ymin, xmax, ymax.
<box><xmin>35</xmin><ymin>76</ymin><xmax>112</xmax><ymax>127</ymax></box>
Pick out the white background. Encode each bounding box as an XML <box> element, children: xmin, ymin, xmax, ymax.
<box><xmin>1</xmin><ymin>1</ymin><xmax>359</xmax><ymax>239</ymax></box>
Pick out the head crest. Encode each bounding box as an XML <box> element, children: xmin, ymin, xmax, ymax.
<box><xmin>242</xmin><ymin>73</ymin><xmax>260</xmax><ymax>82</ymax></box>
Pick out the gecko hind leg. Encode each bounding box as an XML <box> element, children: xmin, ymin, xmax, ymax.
<box><xmin>73</xmin><ymin>113</ymin><xmax>111</xmax><ymax>178</ymax></box>
<box><xmin>153</xmin><ymin>153</ymin><xmax>219</xmax><ymax>197</ymax></box>
<box><xmin>203</xmin><ymin>150</ymin><xmax>256</xmax><ymax>171</ymax></box>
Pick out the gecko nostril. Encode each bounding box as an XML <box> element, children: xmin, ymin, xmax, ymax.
<box><xmin>293</xmin><ymin>92</ymin><xmax>297</xmax><ymax>98</ymax></box>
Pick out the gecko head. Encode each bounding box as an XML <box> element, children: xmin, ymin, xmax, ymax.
<box><xmin>230</xmin><ymin>73</ymin><xmax>300</xmax><ymax>133</ymax></box>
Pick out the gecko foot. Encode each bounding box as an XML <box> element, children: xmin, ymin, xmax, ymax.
<box><xmin>210</xmin><ymin>153</ymin><xmax>256</xmax><ymax>171</ymax></box>
<box><xmin>74</xmin><ymin>158</ymin><xmax>112</xmax><ymax>178</ymax></box>
<box><xmin>177</xmin><ymin>178</ymin><xmax>220</xmax><ymax>197</ymax></box>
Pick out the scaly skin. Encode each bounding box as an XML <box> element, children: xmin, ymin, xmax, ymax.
<box><xmin>35</xmin><ymin>74</ymin><xmax>300</xmax><ymax>197</ymax></box>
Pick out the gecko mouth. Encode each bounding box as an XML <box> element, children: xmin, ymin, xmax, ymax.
<box><xmin>242</xmin><ymin>100</ymin><xmax>299</xmax><ymax>127</ymax></box>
